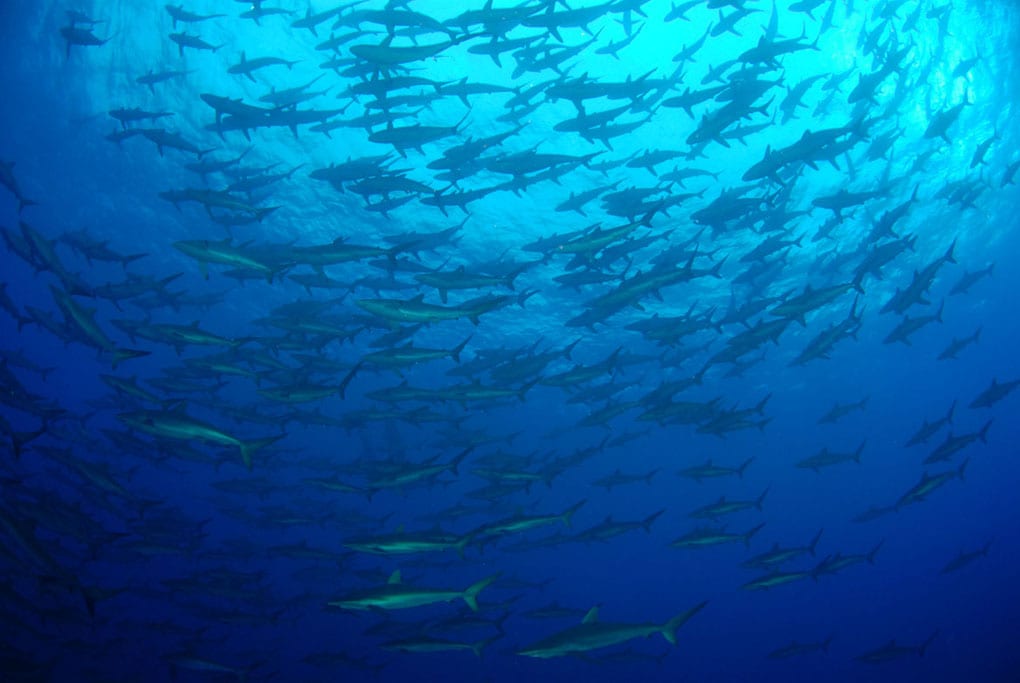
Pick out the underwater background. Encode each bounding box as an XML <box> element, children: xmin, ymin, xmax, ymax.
<box><xmin>1</xmin><ymin>0</ymin><xmax>1019</xmax><ymax>680</ymax></box>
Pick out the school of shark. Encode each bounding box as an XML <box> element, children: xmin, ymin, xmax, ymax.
<box><xmin>0</xmin><ymin>0</ymin><xmax>1018</xmax><ymax>681</ymax></box>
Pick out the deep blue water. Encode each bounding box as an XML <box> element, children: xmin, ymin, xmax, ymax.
<box><xmin>1</xmin><ymin>0</ymin><xmax>1019</xmax><ymax>681</ymax></box>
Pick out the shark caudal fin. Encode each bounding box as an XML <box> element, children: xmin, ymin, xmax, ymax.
<box><xmin>471</xmin><ymin>635</ymin><xmax>501</xmax><ymax>659</ymax></box>
<box><xmin>561</xmin><ymin>499</ymin><xmax>587</xmax><ymax>528</ymax></box>
<box><xmin>661</xmin><ymin>601</ymin><xmax>708</xmax><ymax>645</ymax></box>
<box><xmin>463</xmin><ymin>573</ymin><xmax>500</xmax><ymax>612</ymax></box>
<box><xmin>111</xmin><ymin>348</ymin><xmax>150</xmax><ymax>369</ymax></box>
<box><xmin>239</xmin><ymin>434</ymin><xmax>284</xmax><ymax>470</ymax></box>
<box><xmin>744</xmin><ymin>522</ymin><xmax>766</xmax><ymax>547</ymax></box>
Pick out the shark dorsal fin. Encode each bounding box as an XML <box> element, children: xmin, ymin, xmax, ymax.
<box><xmin>388</xmin><ymin>570</ymin><xmax>402</xmax><ymax>585</ymax></box>
<box><xmin>582</xmin><ymin>606</ymin><xmax>600</xmax><ymax>624</ymax></box>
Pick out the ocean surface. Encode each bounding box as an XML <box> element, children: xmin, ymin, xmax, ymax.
<box><xmin>1</xmin><ymin>0</ymin><xmax>1018</xmax><ymax>681</ymax></box>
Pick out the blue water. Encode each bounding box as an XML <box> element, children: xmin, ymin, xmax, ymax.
<box><xmin>1</xmin><ymin>0</ymin><xmax>1019</xmax><ymax>680</ymax></box>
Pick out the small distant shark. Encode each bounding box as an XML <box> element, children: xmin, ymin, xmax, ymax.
<box><xmin>0</xmin><ymin>160</ymin><xmax>37</xmax><ymax>213</ymax></box>
<box><xmin>517</xmin><ymin>602</ymin><xmax>707</xmax><ymax>658</ymax></box>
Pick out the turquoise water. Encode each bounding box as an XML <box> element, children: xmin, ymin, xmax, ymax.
<box><xmin>1</xmin><ymin>0</ymin><xmax>1019</xmax><ymax>680</ymax></box>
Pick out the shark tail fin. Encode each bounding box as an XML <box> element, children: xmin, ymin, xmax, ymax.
<box><xmin>808</xmin><ymin>528</ymin><xmax>824</xmax><ymax>555</ymax></box>
<box><xmin>339</xmin><ymin>361</ymin><xmax>363</xmax><ymax>399</ymax></box>
<box><xmin>642</xmin><ymin>509</ymin><xmax>665</xmax><ymax>532</ymax></box>
<box><xmin>866</xmin><ymin>539</ymin><xmax>885</xmax><ymax>564</ymax></box>
<box><xmin>978</xmin><ymin>419</ymin><xmax>993</xmax><ymax>443</ymax></box>
<box><xmin>661</xmin><ymin>601</ymin><xmax>708</xmax><ymax>646</ymax></box>
<box><xmin>11</xmin><ymin>425</ymin><xmax>47</xmax><ymax>459</ymax></box>
<box><xmin>920</xmin><ymin>629</ymin><xmax>939</xmax><ymax>656</ymax></box>
<box><xmin>562</xmin><ymin>499</ymin><xmax>587</xmax><ymax>528</ymax></box>
<box><xmin>456</xmin><ymin>533</ymin><xmax>474</xmax><ymax>559</ymax></box>
<box><xmin>121</xmin><ymin>252</ymin><xmax>148</xmax><ymax>268</ymax></box>
<box><xmin>449</xmin><ymin>446</ymin><xmax>475</xmax><ymax>476</ymax></box>
<box><xmin>239</xmin><ymin>434</ymin><xmax>284</xmax><ymax>470</ymax></box>
<box><xmin>518</xmin><ymin>378</ymin><xmax>539</xmax><ymax>402</ymax></box>
<box><xmin>79</xmin><ymin>584</ymin><xmax>97</xmax><ymax>618</ymax></box>
<box><xmin>744</xmin><ymin>522</ymin><xmax>766</xmax><ymax>547</ymax></box>
<box><xmin>111</xmin><ymin>348</ymin><xmax>150</xmax><ymax>369</ymax></box>
<box><xmin>450</xmin><ymin>335</ymin><xmax>472</xmax><ymax>363</ymax></box>
<box><xmin>471</xmin><ymin>635</ymin><xmax>500</xmax><ymax>659</ymax></box>
<box><xmin>463</xmin><ymin>573</ymin><xmax>500</xmax><ymax>612</ymax></box>
<box><xmin>943</xmin><ymin>237</ymin><xmax>958</xmax><ymax>264</ymax></box>
<box><xmin>957</xmin><ymin>457</ymin><xmax>969</xmax><ymax>481</ymax></box>
<box><xmin>562</xmin><ymin>337</ymin><xmax>581</xmax><ymax>360</ymax></box>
